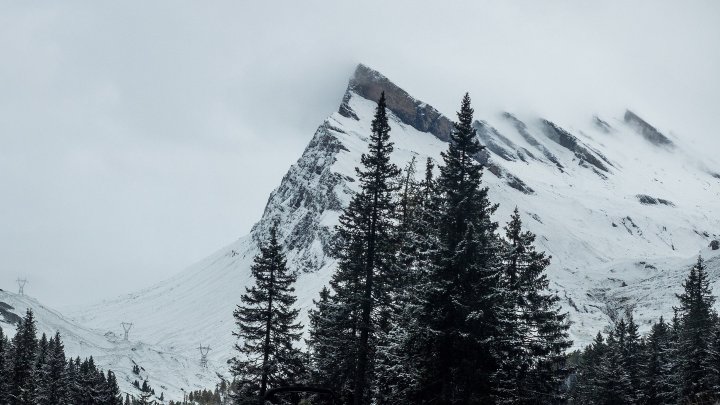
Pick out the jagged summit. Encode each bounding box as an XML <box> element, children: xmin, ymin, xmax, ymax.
<box><xmin>340</xmin><ymin>64</ymin><xmax>453</xmax><ymax>141</ymax></box>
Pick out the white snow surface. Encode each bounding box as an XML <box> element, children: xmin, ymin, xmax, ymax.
<box><xmin>2</xmin><ymin>66</ymin><xmax>719</xmax><ymax>401</ymax></box>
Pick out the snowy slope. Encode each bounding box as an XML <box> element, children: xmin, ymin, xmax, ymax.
<box><xmin>12</xmin><ymin>64</ymin><xmax>719</xmax><ymax>400</ymax></box>
<box><xmin>0</xmin><ymin>289</ymin><xmax>224</xmax><ymax>401</ymax></box>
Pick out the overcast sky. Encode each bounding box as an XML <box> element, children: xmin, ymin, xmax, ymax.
<box><xmin>1</xmin><ymin>1</ymin><xmax>718</xmax><ymax>308</ymax></box>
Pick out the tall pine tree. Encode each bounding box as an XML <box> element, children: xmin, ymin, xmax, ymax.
<box><xmin>310</xmin><ymin>92</ymin><xmax>400</xmax><ymax>405</ymax></box>
<box><xmin>9</xmin><ymin>309</ymin><xmax>38</xmax><ymax>405</ymax></box>
<box><xmin>0</xmin><ymin>327</ymin><xmax>9</xmax><ymax>404</ymax></box>
<box><xmin>494</xmin><ymin>208</ymin><xmax>571</xmax><ymax>403</ymax></box>
<box><xmin>349</xmin><ymin>91</ymin><xmax>401</xmax><ymax>405</ymax></box>
<box><xmin>642</xmin><ymin>317</ymin><xmax>674</xmax><ymax>404</ymax></box>
<box><xmin>675</xmin><ymin>255</ymin><xmax>716</xmax><ymax>400</ymax></box>
<box><xmin>36</xmin><ymin>332</ymin><xmax>68</xmax><ymax>405</ymax></box>
<box><xmin>408</xmin><ymin>93</ymin><xmax>505</xmax><ymax>403</ymax></box>
<box><xmin>374</xmin><ymin>157</ymin><xmax>439</xmax><ymax>405</ymax></box>
<box><xmin>231</xmin><ymin>224</ymin><xmax>304</xmax><ymax>404</ymax></box>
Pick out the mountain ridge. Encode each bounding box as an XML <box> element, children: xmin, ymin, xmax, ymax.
<box><xmin>4</xmin><ymin>63</ymin><xmax>719</xmax><ymax>400</ymax></box>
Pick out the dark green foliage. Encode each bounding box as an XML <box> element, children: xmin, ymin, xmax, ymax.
<box><xmin>642</xmin><ymin>317</ymin><xmax>674</xmax><ymax>404</ymax></box>
<box><xmin>0</xmin><ymin>309</ymin><xmax>123</xmax><ymax>405</ymax></box>
<box><xmin>185</xmin><ymin>387</ymin><xmax>224</xmax><ymax>404</ymax></box>
<box><xmin>9</xmin><ymin>309</ymin><xmax>39</xmax><ymax>405</ymax></box>
<box><xmin>36</xmin><ymin>332</ymin><xmax>69</xmax><ymax>404</ymax></box>
<box><xmin>308</xmin><ymin>92</ymin><xmax>401</xmax><ymax>405</ymax></box>
<box><xmin>407</xmin><ymin>93</ymin><xmax>505</xmax><ymax>403</ymax></box>
<box><xmin>572</xmin><ymin>256</ymin><xmax>720</xmax><ymax>404</ymax></box>
<box><xmin>307</xmin><ymin>92</ymin><xmax>571</xmax><ymax>404</ymax></box>
<box><xmin>494</xmin><ymin>208</ymin><xmax>571</xmax><ymax>404</ymax></box>
<box><xmin>231</xmin><ymin>224</ymin><xmax>305</xmax><ymax>403</ymax></box>
<box><xmin>0</xmin><ymin>327</ymin><xmax>9</xmax><ymax>403</ymax></box>
<box><xmin>675</xmin><ymin>256</ymin><xmax>716</xmax><ymax>400</ymax></box>
<box><xmin>307</xmin><ymin>285</ymin><xmax>351</xmax><ymax>391</ymax></box>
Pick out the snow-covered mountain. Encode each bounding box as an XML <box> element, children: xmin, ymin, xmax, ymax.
<box><xmin>3</xmin><ymin>64</ymin><xmax>719</xmax><ymax>400</ymax></box>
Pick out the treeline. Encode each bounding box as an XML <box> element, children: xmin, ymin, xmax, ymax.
<box><xmin>571</xmin><ymin>256</ymin><xmax>720</xmax><ymax>404</ymax></box>
<box><xmin>230</xmin><ymin>93</ymin><xmax>572</xmax><ymax>404</ymax></box>
<box><xmin>171</xmin><ymin>382</ymin><xmax>232</xmax><ymax>405</ymax></box>
<box><xmin>0</xmin><ymin>309</ymin><xmax>123</xmax><ymax>405</ymax></box>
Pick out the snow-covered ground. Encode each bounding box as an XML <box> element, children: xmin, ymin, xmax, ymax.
<box><xmin>0</xmin><ymin>289</ymin><xmax>224</xmax><ymax>402</ymax></box>
<box><xmin>2</xmin><ymin>65</ymin><xmax>718</xmax><ymax>401</ymax></box>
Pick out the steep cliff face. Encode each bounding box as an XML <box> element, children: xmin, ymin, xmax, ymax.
<box><xmin>250</xmin><ymin>121</ymin><xmax>351</xmax><ymax>273</ymax></box>
<box><xmin>49</xmin><ymin>64</ymin><xmax>720</xmax><ymax>397</ymax></box>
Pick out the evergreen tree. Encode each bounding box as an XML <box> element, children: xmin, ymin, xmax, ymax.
<box><xmin>310</xmin><ymin>92</ymin><xmax>400</xmax><ymax>405</ymax></box>
<box><xmin>675</xmin><ymin>256</ymin><xmax>716</xmax><ymax>400</ymax></box>
<box><xmin>571</xmin><ymin>332</ymin><xmax>608</xmax><ymax>403</ymax></box>
<box><xmin>36</xmin><ymin>332</ymin><xmax>68</xmax><ymax>405</ymax></box>
<box><xmin>65</xmin><ymin>357</ymin><xmax>82</xmax><ymax>404</ymax></box>
<box><xmin>596</xmin><ymin>321</ymin><xmax>635</xmax><ymax>405</ymax></box>
<box><xmin>494</xmin><ymin>208</ymin><xmax>571</xmax><ymax>403</ymax></box>
<box><xmin>405</xmin><ymin>93</ymin><xmax>505</xmax><ymax>403</ymax></box>
<box><xmin>374</xmin><ymin>158</ymin><xmax>439</xmax><ymax>404</ymax></box>
<box><xmin>348</xmin><ymin>91</ymin><xmax>401</xmax><ymax>405</ymax></box>
<box><xmin>9</xmin><ymin>309</ymin><xmax>38</xmax><ymax>405</ymax></box>
<box><xmin>36</xmin><ymin>333</ymin><xmax>49</xmax><ymax>371</ymax></box>
<box><xmin>106</xmin><ymin>371</ymin><xmax>123</xmax><ymax>405</ymax></box>
<box><xmin>623</xmin><ymin>311</ymin><xmax>643</xmax><ymax>402</ymax></box>
<box><xmin>307</xmin><ymin>285</ymin><xmax>348</xmax><ymax>390</ymax></box>
<box><xmin>231</xmin><ymin>224</ymin><xmax>304</xmax><ymax>404</ymax></box>
<box><xmin>642</xmin><ymin>317</ymin><xmax>674</xmax><ymax>404</ymax></box>
<box><xmin>0</xmin><ymin>327</ymin><xmax>9</xmax><ymax>404</ymax></box>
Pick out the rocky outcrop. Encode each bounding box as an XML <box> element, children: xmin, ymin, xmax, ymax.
<box><xmin>540</xmin><ymin>120</ymin><xmax>612</xmax><ymax>174</ymax></box>
<box><xmin>0</xmin><ymin>301</ymin><xmax>22</xmax><ymax>326</ymax></box>
<box><xmin>624</xmin><ymin>110</ymin><xmax>674</xmax><ymax>148</ymax></box>
<box><xmin>636</xmin><ymin>194</ymin><xmax>675</xmax><ymax>206</ymax></box>
<box><xmin>474</xmin><ymin>120</ymin><xmax>537</xmax><ymax>163</ymax></box>
<box><xmin>341</xmin><ymin>64</ymin><xmax>454</xmax><ymax>141</ymax></box>
<box><xmin>251</xmin><ymin>122</ymin><xmax>351</xmax><ymax>272</ymax></box>
<box><xmin>503</xmin><ymin>112</ymin><xmax>564</xmax><ymax>171</ymax></box>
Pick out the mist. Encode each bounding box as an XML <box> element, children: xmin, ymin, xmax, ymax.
<box><xmin>1</xmin><ymin>1</ymin><xmax>718</xmax><ymax>307</ymax></box>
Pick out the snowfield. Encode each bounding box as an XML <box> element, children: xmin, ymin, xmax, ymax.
<box><xmin>2</xmin><ymin>64</ymin><xmax>719</xmax><ymax>401</ymax></box>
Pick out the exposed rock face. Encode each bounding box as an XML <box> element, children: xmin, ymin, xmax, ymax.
<box><xmin>0</xmin><ymin>301</ymin><xmax>22</xmax><ymax>325</ymax></box>
<box><xmin>503</xmin><ymin>112</ymin><xmax>564</xmax><ymax>171</ymax></box>
<box><xmin>540</xmin><ymin>119</ymin><xmax>613</xmax><ymax>174</ymax></box>
<box><xmin>341</xmin><ymin>64</ymin><xmax>454</xmax><ymax>141</ymax></box>
<box><xmin>711</xmin><ymin>240</ymin><xmax>719</xmax><ymax>250</ymax></box>
<box><xmin>250</xmin><ymin>121</ymin><xmax>351</xmax><ymax>272</ymax></box>
<box><xmin>474</xmin><ymin>120</ymin><xmax>537</xmax><ymax>163</ymax></box>
<box><xmin>636</xmin><ymin>194</ymin><xmax>675</xmax><ymax>206</ymax></box>
<box><xmin>624</xmin><ymin>110</ymin><xmax>674</xmax><ymax>148</ymax></box>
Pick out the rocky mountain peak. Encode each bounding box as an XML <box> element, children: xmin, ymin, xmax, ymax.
<box><xmin>340</xmin><ymin>64</ymin><xmax>453</xmax><ymax>142</ymax></box>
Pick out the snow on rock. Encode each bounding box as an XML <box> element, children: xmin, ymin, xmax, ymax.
<box><xmin>5</xmin><ymin>64</ymin><xmax>717</xmax><ymax>400</ymax></box>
